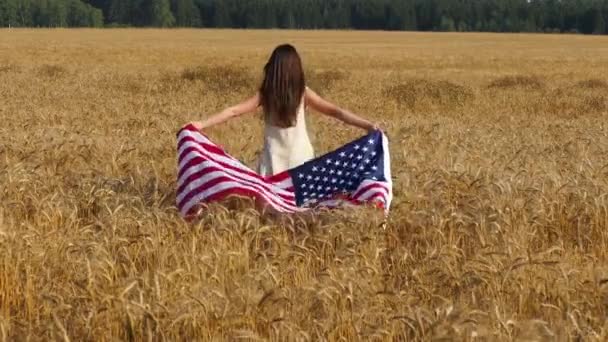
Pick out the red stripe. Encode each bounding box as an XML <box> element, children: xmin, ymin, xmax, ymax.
<box><xmin>312</xmin><ymin>195</ymin><xmax>385</xmax><ymax>211</ymax></box>
<box><xmin>265</xmin><ymin>171</ymin><xmax>291</xmax><ymax>183</ymax></box>
<box><xmin>182</xmin><ymin>187</ymin><xmax>297</xmax><ymax>219</ymax></box>
<box><xmin>180</xmin><ymin>184</ymin><xmax>297</xmax><ymax>217</ymax></box>
<box><xmin>354</xmin><ymin>192</ymin><xmax>386</xmax><ymax>204</ymax></box>
<box><xmin>178</xmin><ymin>176</ymin><xmax>296</xmax><ymax>213</ymax></box>
<box><xmin>178</xmin><ymin>136</ymin><xmax>230</xmax><ymax>159</ymax></box>
<box><xmin>178</xmin><ymin>145</ymin><xmax>262</xmax><ymax>181</ymax></box>
<box><xmin>177</xmin><ymin>151</ymin><xmax>295</xmax><ymax>201</ymax></box>
<box><xmin>179</xmin><ymin>133</ymin><xmax>292</xmax><ymax>185</ymax></box>
<box><xmin>179</xmin><ymin>125</ymin><xmax>210</xmax><ymax>138</ymax></box>
<box><xmin>177</xmin><ymin>163</ymin><xmax>295</xmax><ymax>202</ymax></box>
<box><xmin>352</xmin><ymin>182</ymin><xmax>389</xmax><ymax>199</ymax></box>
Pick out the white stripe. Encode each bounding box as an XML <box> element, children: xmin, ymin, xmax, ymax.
<box><xmin>178</xmin><ymin>141</ymin><xmax>295</xmax><ymax>197</ymax></box>
<box><xmin>178</xmin><ymin>150</ymin><xmax>295</xmax><ymax>199</ymax></box>
<box><xmin>354</xmin><ymin>187</ymin><xmax>388</xmax><ymax>202</ymax></box>
<box><xmin>316</xmin><ymin>199</ymin><xmax>357</xmax><ymax>208</ymax></box>
<box><xmin>355</xmin><ymin>179</ymin><xmax>390</xmax><ymax>193</ymax></box>
<box><xmin>177</xmin><ymin>171</ymin><xmax>297</xmax><ymax>212</ymax></box>
<box><xmin>180</xmin><ymin>181</ymin><xmax>305</xmax><ymax>217</ymax></box>
<box><xmin>179</xmin><ymin>135</ymin><xmax>295</xmax><ymax>189</ymax></box>
<box><xmin>271</xmin><ymin>177</ymin><xmax>293</xmax><ymax>189</ymax></box>
<box><xmin>381</xmin><ymin>132</ymin><xmax>393</xmax><ymax>212</ymax></box>
<box><xmin>178</xmin><ymin>129</ymin><xmax>214</xmax><ymax>147</ymax></box>
<box><xmin>178</xmin><ymin>140</ymin><xmax>254</xmax><ymax>174</ymax></box>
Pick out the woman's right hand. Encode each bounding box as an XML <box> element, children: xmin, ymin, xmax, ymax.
<box><xmin>182</xmin><ymin>121</ymin><xmax>203</xmax><ymax>131</ymax></box>
<box><xmin>189</xmin><ymin>121</ymin><xmax>203</xmax><ymax>130</ymax></box>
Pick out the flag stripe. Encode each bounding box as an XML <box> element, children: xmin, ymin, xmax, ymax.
<box><xmin>177</xmin><ymin>142</ymin><xmax>295</xmax><ymax>196</ymax></box>
<box><xmin>177</xmin><ymin>161</ymin><xmax>296</xmax><ymax>203</ymax></box>
<box><xmin>180</xmin><ymin>178</ymin><xmax>300</xmax><ymax>216</ymax></box>
<box><xmin>178</xmin><ymin>172</ymin><xmax>298</xmax><ymax>213</ymax></box>
<box><xmin>177</xmin><ymin>154</ymin><xmax>295</xmax><ymax>201</ymax></box>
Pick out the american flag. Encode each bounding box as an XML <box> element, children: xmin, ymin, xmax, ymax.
<box><xmin>176</xmin><ymin>124</ymin><xmax>392</xmax><ymax>219</ymax></box>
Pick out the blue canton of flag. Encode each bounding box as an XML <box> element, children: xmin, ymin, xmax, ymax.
<box><xmin>288</xmin><ymin>130</ymin><xmax>392</xmax><ymax>209</ymax></box>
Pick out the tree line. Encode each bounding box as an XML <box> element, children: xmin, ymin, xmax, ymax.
<box><xmin>1</xmin><ymin>0</ymin><xmax>607</xmax><ymax>35</ymax></box>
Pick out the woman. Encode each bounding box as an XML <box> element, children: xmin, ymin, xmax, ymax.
<box><xmin>187</xmin><ymin>44</ymin><xmax>379</xmax><ymax>176</ymax></box>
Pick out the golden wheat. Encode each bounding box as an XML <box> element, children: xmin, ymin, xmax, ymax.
<box><xmin>1</xmin><ymin>29</ymin><xmax>608</xmax><ymax>341</ymax></box>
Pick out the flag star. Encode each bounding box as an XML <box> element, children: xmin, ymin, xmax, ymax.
<box><xmin>321</xmin><ymin>167</ymin><xmax>326</xmax><ymax>172</ymax></box>
<box><xmin>349</xmin><ymin>153</ymin><xmax>354</xmax><ymax>158</ymax></box>
<box><xmin>356</xmin><ymin>155</ymin><xmax>363</xmax><ymax>160</ymax></box>
<box><xmin>325</xmin><ymin>186</ymin><xmax>331</xmax><ymax>191</ymax></box>
<box><xmin>317</xmin><ymin>185</ymin><xmax>323</xmax><ymax>190</ymax></box>
<box><xmin>312</xmin><ymin>166</ymin><xmax>318</xmax><ymax>172</ymax></box>
<box><xmin>333</xmin><ymin>187</ymin><xmax>339</xmax><ymax>191</ymax></box>
<box><xmin>339</xmin><ymin>152</ymin><xmax>346</xmax><ymax>158</ymax></box>
<box><xmin>331</xmin><ymin>178</ymin><xmax>337</xmax><ymax>183</ymax></box>
<box><xmin>301</xmin><ymin>183</ymin><xmax>307</xmax><ymax>188</ymax></box>
<box><xmin>347</xmin><ymin>181</ymin><xmax>353</xmax><ymax>187</ymax></box>
<box><xmin>339</xmin><ymin>179</ymin><xmax>345</xmax><ymax>184</ymax></box>
<box><xmin>309</xmin><ymin>184</ymin><xmax>314</xmax><ymax>189</ymax></box>
<box><xmin>329</xmin><ymin>169</ymin><xmax>335</xmax><ymax>175</ymax></box>
<box><xmin>368</xmin><ymin>138</ymin><xmax>375</xmax><ymax>144</ymax></box>
<box><xmin>372</xmin><ymin>176</ymin><xmax>378</xmax><ymax>180</ymax></box>
<box><xmin>298</xmin><ymin>173</ymin><xmax>304</xmax><ymax>178</ymax></box>
<box><xmin>353</xmin><ymin>173</ymin><xmax>359</xmax><ymax>178</ymax></box>
<box><xmin>346</xmin><ymin>172</ymin><xmax>351</xmax><ymax>176</ymax></box>
<box><xmin>337</xmin><ymin>171</ymin><xmax>343</xmax><ymax>176</ymax></box>
<box><xmin>326</xmin><ymin>159</ymin><xmax>332</xmax><ymax>165</ymax></box>
<box><xmin>354</xmin><ymin>145</ymin><xmax>360</xmax><ymax>150</ymax></box>
<box><xmin>359</xmin><ymin>166</ymin><xmax>365</xmax><ymax>171</ymax></box>
<box><xmin>306</xmin><ymin>175</ymin><xmax>313</xmax><ymax>180</ymax></box>
<box><xmin>365</xmin><ymin>159</ymin><xmax>370</xmax><ymax>164</ymax></box>
<box><xmin>362</xmin><ymin>147</ymin><xmax>369</xmax><ymax>152</ymax></box>
<box><xmin>351</xmin><ymin>163</ymin><xmax>357</xmax><ymax>169</ymax></box>
<box><xmin>314</xmin><ymin>176</ymin><xmax>320</xmax><ymax>181</ymax></box>
<box><xmin>372</xmin><ymin>166</ymin><xmax>378</xmax><ymax>170</ymax></box>
<box><xmin>371</xmin><ymin>151</ymin><xmax>377</xmax><ymax>157</ymax></box>
<box><xmin>311</xmin><ymin>193</ymin><xmax>317</xmax><ymax>198</ymax></box>
<box><xmin>343</xmin><ymin>161</ymin><xmax>349</xmax><ymax>167</ymax></box>
<box><xmin>323</xmin><ymin>177</ymin><xmax>329</xmax><ymax>182</ymax></box>
<box><xmin>303</xmin><ymin>192</ymin><xmax>308</xmax><ymax>196</ymax></box>
<box><xmin>335</xmin><ymin>160</ymin><xmax>341</xmax><ymax>166</ymax></box>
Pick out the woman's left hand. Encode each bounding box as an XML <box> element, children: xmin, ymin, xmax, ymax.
<box><xmin>368</xmin><ymin>123</ymin><xmax>381</xmax><ymax>132</ymax></box>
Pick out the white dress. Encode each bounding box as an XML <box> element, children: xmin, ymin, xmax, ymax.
<box><xmin>257</xmin><ymin>99</ymin><xmax>315</xmax><ymax>176</ymax></box>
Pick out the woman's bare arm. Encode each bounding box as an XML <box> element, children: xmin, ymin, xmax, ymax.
<box><xmin>189</xmin><ymin>93</ymin><xmax>261</xmax><ymax>130</ymax></box>
<box><xmin>304</xmin><ymin>87</ymin><xmax>378</xmax><ymax>132</ymax></box>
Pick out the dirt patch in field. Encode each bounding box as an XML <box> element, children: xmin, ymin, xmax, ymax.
<box><xmin>384</xmin><ymin>79</ymin><xmax>474</xmax><ymax>108</ymax></box>
<box><xmin>0</xmin><ymin>64</ymin><xmax>20</xmax><ymax>74</ymax></box>
<box><xmin>37</xmin><ymin>64</ymin><xmax>67</xmax><ymax>78</ymax></box>
<box><xmin>488</xmin><ymin>75</ymin><xmax>545</xmax><ymax>90</ymax></box>
<box><xmin>307</xmin><ymin>69</ymin><xmax>347</xmax><ymax>94</ymax></box>
<box><xmin>541</xmin><ymin>88</ymin><xmax>607</xmax><ymax>117</ymax></box>
<box><xmin>180</xmin><ymin>64</ymin><xmax>255</xmax><ymax>91</ymax></box>
<box><xmin>576</xmin><ymin>79</ymin><xmax>608</xmax><ymax>90</ymax></box>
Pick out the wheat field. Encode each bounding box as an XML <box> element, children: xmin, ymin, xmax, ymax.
<box><xmin>1</xmin><ymin>29</ymin><xmax>608</xmax><ymax>341</ymax></box>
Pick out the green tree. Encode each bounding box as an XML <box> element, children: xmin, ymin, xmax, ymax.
<box><xmin>146</xmin><ymin>0</ymin><xmax>174</xmax><ymax>26</ymax></box>
<box><xmin>172</xmin><ymin>0</ymin><xmax>201</xmax><ymax>26</ymax></box>
<box><xmin>47</xmin><ymin>0</ymin><xmax>69</xmax><ymax>27</ymax></box>
<box><xmin>593</xmin><ymin>7</ymin><xmax>606</xmax><ymax>33</ymax></box>
<box><xmin>0</xmin><ymin>0</ymin><xmax>19</xmax><ymax>27</ymax></box>
<box><xmin>212</xmin><ymin>0</ymin><xmax>231</xmax><ymax>27</ymax></box>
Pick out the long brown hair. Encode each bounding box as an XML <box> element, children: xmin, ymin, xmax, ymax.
<box><xmin>259</xmin><ymin>44</ymin><xmax>306</xmax><ymax>128</ymax></box>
